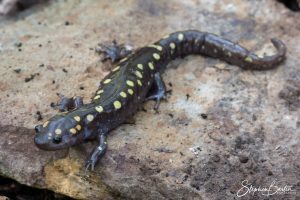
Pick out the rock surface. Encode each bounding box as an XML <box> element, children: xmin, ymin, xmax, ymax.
<box><xmin>0</xmin><ymin>0</ymin><xmax>299</xmax><ymax>199</ymax></box>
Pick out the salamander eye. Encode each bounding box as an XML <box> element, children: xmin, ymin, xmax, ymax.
<box><xmin>53</xmin><ymin>136</ymin><xmax>62</xmax><ymax>144</ymax></box>
<box><xmin>34</xmin><ymin>125</ymin><xmax>42</xmax><ymax>133</ymax></box>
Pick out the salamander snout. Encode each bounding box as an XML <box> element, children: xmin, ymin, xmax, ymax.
<box><xmin>35</xmin><ymin>125</ymin><xmax>43</xmax><ymax>133</ymax></box>
<box><xmin>34</xmin><ymin>124</ymin><xmax>50</xmax><ymax>148</ymax></box>
<box><xmin>34</xmin><ymin>133</ymin><xmax>46</xmax><ymax>146</ymax></box>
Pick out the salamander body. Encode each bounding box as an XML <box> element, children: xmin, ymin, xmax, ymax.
<box><xmin>34</xmin><ymin>30</ymin><xmax>286</xmax><ymax>170</ymax></box>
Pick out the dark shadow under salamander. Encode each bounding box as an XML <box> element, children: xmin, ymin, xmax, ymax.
<box><xmin>34</xmin><ymin>30</ymin><xmax>286</xmax><ymax>170</ymax></box>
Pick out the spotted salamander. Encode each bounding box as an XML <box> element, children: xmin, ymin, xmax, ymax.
<box><xmin>34</xmin><ymin>30</ymin><xmax>286</xmax><ymax>170</ymax></box>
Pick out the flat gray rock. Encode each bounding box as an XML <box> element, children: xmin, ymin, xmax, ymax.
<box><xmin>0</xmin><ymin>0</ymin><xmax>299</xmax><ymax>199</ymax></box>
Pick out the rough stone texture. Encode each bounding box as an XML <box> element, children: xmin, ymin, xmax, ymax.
<box><xmin>0</xmin><ymin>0</ymin><xmax>299</xmax><ymax>199</ymax></box>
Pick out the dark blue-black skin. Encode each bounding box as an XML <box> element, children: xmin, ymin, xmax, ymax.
<box><xmin>34</xmin><ymin>30</ymin><xmax>286</xmax><ymax>170</ymax></box>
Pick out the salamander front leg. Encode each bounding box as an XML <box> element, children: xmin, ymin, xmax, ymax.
<box><xmin>85</xmin><ymin>134</ymin><xmax>108</xmax><ymax>171</ymax></box>
<box><xmin>57</xmin><ymin>94</ymin><xmax>83</xmax><ymax>112</ymax></box>
<box><xmin>95</xmin><ymin>40</ymin><xmax>133</xmax><ymax>63</ymax></box>
<box><xmin>146</xmin><ymin>72</ymin><xmax>167</xmax><ymax>110</ymax></box>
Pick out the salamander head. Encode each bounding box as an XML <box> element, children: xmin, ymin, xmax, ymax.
<box><xmin>34</xmin><ymin>114</ymin><xmax>84</xmax><ymax>150</ymax></box>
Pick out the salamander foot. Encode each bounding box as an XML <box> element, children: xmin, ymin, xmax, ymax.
<box><xmin>146</xmin><ymin>73</ymin><xmax>167</xmax><ymax>110</ymax></box>
<box><xmin>95</xmin><ymin>40</ymin><xmax>133</xmax><ymax>63</ymax></box>
<box><xmin>85</xmin><ymin>134</ymin><xmax>107</xmax><ymax>171</ymax></box>
<box><xmin>56</xmin><ymin>94</ymin><xmax>83</xmax><ymax>112</ymax></box>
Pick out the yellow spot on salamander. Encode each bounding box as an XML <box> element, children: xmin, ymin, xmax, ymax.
<box><xmin>169</xmin><ymin>42</ymin><xmax>176</xmax><ymax>49</ymax></box>
<box><xmin>148</xmin><ymin>44</ymin><xmax>163</xmax><ymax>51</ymax></box>
<box><xmin>153</xmin><ymin>53</ymin><xmax>160</xmax><ymax>60</ymax></box>
<box><xmin>128</xmin><ymin>89</ymin><xmax>134</xmax><ymax>95</ymax></box>
<box><xmin>245</xmin><ymin>56</ymin><xmax>253</xmax><ymax>62</ymax></box>
<box><xmin>178</xmin><ymin>33</ymin><xmax>184</xmax><ymax>41</ymax></box>
<box><xmin>227</xmin><ymin>52</ymin><xmax>232</xmax><ymax>57</ymax></box>
<box><xmin>70</xmin><ymin>128</ymin><xmax>77</xmax><ymax>134</ymax></box>
<box><xmin>94</xmin><ymin>95</ymin><xmax>100</xmax><ymax>100</ymax></box>
<box><xmin>74</xmin><ymin>116</ymin><xmax>80</xmax><ymax>122</ymax></box>
<box><xmin>135</xmin><ymin>71</ymin><xmax>143</xmax><ymax>79</ymax></box>
<box><xmin>120</xmin><ymin>91</ymin><xmax>127</xmax><ymax>98</ymax></box>
<box><xmin>86</xmin><ymin>114</ymin><xmax>94</xmax><ymax>122</ymax></box>
<box><xmin>103</xmin><ymin>79</ymin><xmax>111</xmax><ymax>84</ymax></box>
<box><xmin>97</xmin><ymin>90</ymin><xmax>104</xmax><ymax>95</ymax></box>
<box><xmin>155</xmin><ymin>45</ymin><xmax>163</xmax><ymax>51</ymax></box>
<box><xmin>55</xmin><ymin>129</ymin><xmax>62</xmax><ymax>135</ymax></box>
<box><xmin>126</xmin><ymin>80</ymin><xmax>134</xmax><ymax>87</ymax></box>
<box><xmin>95</xmin><ymin>105</ymin><xmax>104</xmax><ymax>113</ymax></box>
<box><xmin>112</xmin><ymin>66</ymin><xmax>120</xmax><ymax>72</ymax></box>
<box><xmin>137</xmin><ymin>80</ymin><xmax>142</xmax><ymax>86</ymax></box>
<box><xmin>76</xmin><ymin>124</ymin><xmax>81</xmax><ymax>131</ymax></box>
<box><xmin>43</xmin><ymin>121</ymin><xmax>49</xmax><ymax>128</ymax></box>
<box><xmin>114</xmin><ymin>101</ymin><xmax>122</xmax><ymax>109</ymax></box>
<box><xmin>120</xmin><ymin>57</ymin><xmax>128</xmax><ymax>62</ymax></box>
<box><xmin>137</xmin><ymin>64</ymin><xmax>143</xmax><ymax>70</ymax></box>
<box><xmin>148</xmin><ymin>62</ymin><xmax>155</xmax><ymax>70</ymax></box>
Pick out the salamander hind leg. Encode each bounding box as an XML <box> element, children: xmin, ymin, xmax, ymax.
<box><xmin>85</xmin><ymin>134</ymin><xmax>108</xmax><ymax>171</ymax></box>
<box><xmin>146</xmin><ymin>72</ymin><xmax>167</xmax><ymax>110</ymax></box>
<box><xmin>56</xmin><ymin>94</ymin><xmax>83</xmax><ymax>112</ymax></box>
<box><xmin>95</xmin><ymin>40</ymin><xmax>133</xmax><ymax>63</ymax></box>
